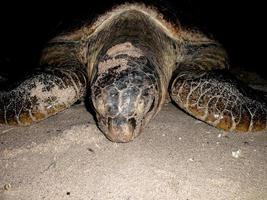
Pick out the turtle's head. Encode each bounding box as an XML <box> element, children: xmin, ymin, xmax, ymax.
<box><xmin>91</xmin><ymin>43</ymin><xmax>160</xmax><ymax>142</ymax></box>
<box><xmin>92</xmin><ymin>76</ymin><xmax>157</xmax><ymax>142</ymax></box>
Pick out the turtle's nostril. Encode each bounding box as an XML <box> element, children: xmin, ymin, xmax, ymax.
<box><xmin>128</xmin><ymin>118</ymin><xmax>136</xmax><ymax>130</ymax></box>
<box><xmin>106</xmin><ymin>117</ymin><xmax>135</xmax><ymax>143</ymax></box>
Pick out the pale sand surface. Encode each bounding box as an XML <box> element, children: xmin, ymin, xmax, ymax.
<box><xmin>0</xmin><ymin>101</ymin><xmax>267</xmax><ymax>200</ymax></box>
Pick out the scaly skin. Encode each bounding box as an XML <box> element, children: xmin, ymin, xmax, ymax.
<box><xmin>171</xmin><ymin>69</ymin><xmax>267</xmax><ymax>132</ymax></box>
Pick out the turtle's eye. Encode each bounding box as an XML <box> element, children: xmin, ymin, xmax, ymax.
<box><xmin>91</xmin><ymin>42</ymin><xmax>159</xmax><ymax>142</ymax></box>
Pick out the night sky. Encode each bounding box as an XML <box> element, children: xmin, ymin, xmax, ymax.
<box><xmin>0</xmin><ymin>0</ymin><xmax>265</xmax><ymax>80</ymax></box>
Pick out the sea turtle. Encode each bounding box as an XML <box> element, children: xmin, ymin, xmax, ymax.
<box><xmin>0</xmin><ymin>3</ymin><xmax>266</xmax><ymax>142</ymax></box>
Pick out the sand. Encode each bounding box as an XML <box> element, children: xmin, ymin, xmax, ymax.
<box><xmin>1</xmin><ymin>70</ymin><xmax>267</xmax><ymax>200</ymax></box>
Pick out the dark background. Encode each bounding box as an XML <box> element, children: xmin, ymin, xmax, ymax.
<box><xmin>0</xmin><ymin>0</ymin><xmax>266</xmax><ymax>81</ymax></box>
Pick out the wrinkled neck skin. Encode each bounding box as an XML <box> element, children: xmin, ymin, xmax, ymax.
<box><xmin>88</xmin><ymin>9</ymin><xmax>178</xmax><ymax>111</ymax></box>
<box><xmin>86</xmin><ymin>9</ymin><xmax>179</xmax><ymax>142</ymax></box>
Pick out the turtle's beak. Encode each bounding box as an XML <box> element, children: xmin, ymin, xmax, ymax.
<box><xmin>106</xmin><ymin>117</ymin><xmax>136</xmax><ymax>143</ymax></box>
<box><xmin>96</xmin><ymin>114</ymin><xmax>139</xmax><ymax>143</ymax></box>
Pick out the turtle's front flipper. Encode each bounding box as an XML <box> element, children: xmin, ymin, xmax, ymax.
<box><xmin>0</xmin><ymin>42</ymin><xmax>87</xmax><ymax>126</ymax></box>
<box><xmin>170</xmin><ymin>69</ymin><xmax>267</xmax><ymax>132</ymax></box>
